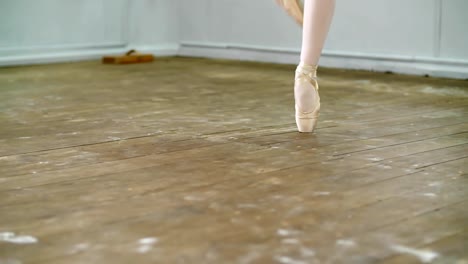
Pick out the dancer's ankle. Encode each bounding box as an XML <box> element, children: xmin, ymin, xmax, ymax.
<box><xmin>297</xmin><ymin>61</ymin><xmax>318</xmax><ymax>77</ymax></box>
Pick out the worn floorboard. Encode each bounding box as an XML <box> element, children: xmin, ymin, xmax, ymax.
<box><xmin>0</xmin><ymin>57</ymin><xmax>467</xmax><ymax>263</ymax></box>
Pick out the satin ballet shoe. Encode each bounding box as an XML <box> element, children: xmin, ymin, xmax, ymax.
<box><xmin>294</xmin><ymin>63</ymin><xmax>320</xmax><ymax>133</ymax></box>
<box><xmin>276</xmin><ymin>0</ymin><xmax>304</xmax><ymax>26</ymax></box>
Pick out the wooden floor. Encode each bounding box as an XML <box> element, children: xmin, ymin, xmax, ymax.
<box><xmin>0</xmin><ymin>57</ymin><xmax>467</xmax><ymax>264</ymax></box>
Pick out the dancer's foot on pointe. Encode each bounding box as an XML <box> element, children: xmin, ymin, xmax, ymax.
<box><xmin>294</xmin><ymin>62</ymin><xmax>320</xmax><ymax>132</ymax></box>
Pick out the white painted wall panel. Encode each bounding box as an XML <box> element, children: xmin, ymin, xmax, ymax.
<box><xmin>220</xmin><ymin>0</ymin><xmax>302</xmax><ymax>47</ymax></box>
<box><xmin>0</xmin><ymin>0</ymin><xmax>466</xmax><ymax>78</ymax></box>
<box><xmin>179</xmin><ymin>0</ymin><xmax>302</xmax><ymax>47</ymax></box>
<box><xmin>178</xmin><ymin>0</ymin><xmax>210</xmax><ymax>42</ymax></box>
<box><xmin>0</xmin><ymin>0</ymin><xmax>127</xmax><ymax>53</ymax></box>
<box><xmin>0</xmin><ymin>0</ymin><xmax>180</xmax><ymax>65</ymax></box>
<box><xmin>327</xmin><ymin>0</ymin><xmax>436</xmax><ymax>56</ymax></box>
<box><xmin>439</xmin><ymin>0</ymin><xmax>468</xmax><ymax>60</ymax></box>
<box><xmin>128</xmin><ymin>0</ymin><xmax>179</xmax><ymax>47</ymax></box>
<box><xmin>178</xmin><ymin>0</ymin><xmax>468</xmax><ymax>78</ymax></box>
<box><xmin>180</xmin><ymin>0</ymin><xmax>437</xmax><ymax>56</ymax></box>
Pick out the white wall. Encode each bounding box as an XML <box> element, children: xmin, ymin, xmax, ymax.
<box><xmin>0</xmin><ymin>0</ymin><xmax>178</xmax><ymax>65</ymax></box>
<box><xmin>127</xmin><ymin>0</ymin><xmax>179</xmax><ymax>54</ymax></box>
<box><xmin>1</xmin><ymin>0</ymin><xmax>467</xmax><ymax>79</ymax></box>
<box><xmin>178</xmin><ymin>0</ymin><xmax>468</xmax><ymax>79</ymax></box>
<box><xmin>0</xmin><ymin>0</ymin><xmax>128</xmax><ymax>64</ymax></box>
<box><xmin>439</xmin><ymin>0</ymin><xmax>468</xmax><ymax>60</ymax></box>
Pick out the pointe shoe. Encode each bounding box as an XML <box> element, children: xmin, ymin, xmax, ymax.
<box><xmin>276</xmin><ymin>0</ymin><xmax>304</xmax><ymax>26</ymax></box>
<box><xmin>294</xmin><ymin>63</ymin><xmax>320</xmax><ymax>133</ymax></box>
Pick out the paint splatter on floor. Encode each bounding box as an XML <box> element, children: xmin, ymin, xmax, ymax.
<box><xmin>313</xmin><ymin>191</ymin><xmax>331</xmax><ymax>196</ymax></box>
<box><xmin>277</xmin><ymin>229</ymin><xmax>301</xmax><ymax>237</ymax></box>
<box><xmin>391</xmin><ymin>245</ymin><xmax>439</xmax><ymax>263</ymax></box>
<box><xmin>0</xmin><ymin>232</ymin><xmax>38</xmax><ymax>244</ymax></box>
<box><xmin>275</xmin><ymin>256</ymin><xmax>307</xmax><ymax>264</ymax></box>
<box><xmin>137</xmin><ymin>237</ymin><xmax>159</xmax><ymax>253</ymax></box>
<box><xmin>336</xmin><ymin>239</ymin><xmax>356</xmax><ymax>247</ymax></box>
